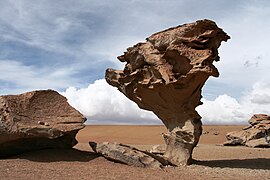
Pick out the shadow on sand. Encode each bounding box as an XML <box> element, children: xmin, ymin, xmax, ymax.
<box><xmin>194</xmin><ymin>158</ymin><xmax>270</xmax><ymax>170</ymax></box>
<box><xmin>6</xmin><ymin>148</ymin><xmax>270</xmax><ymax>170</ymax></box>
<box><xmin>10</xmin><ymin>148</ymin><xmax>99</xmax><ymax>162</ymax></box>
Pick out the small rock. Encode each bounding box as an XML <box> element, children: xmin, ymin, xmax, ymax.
<box><xmin>213</xmin><ymin>132</ymin><xmax>219</xmax><ymax>135</ymax></box>
<box><xmin>38</xmin><ymin>121</ymin><xmax>45</xmax><ymax>125</ymax></box>
<box><xmin>203</xmin><ymin>131</ymin><xmax>209</xmax><ymax>135</ymax></box>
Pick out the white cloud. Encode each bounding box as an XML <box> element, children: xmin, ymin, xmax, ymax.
<box><xmin>197</xmin><ymin>81</ymin><xmax>270</xmax><ymax>124</ymax></box>
<box><xmin>251</xmin><ymin>94</ymin><xmax>270</xmax><ymax>105</ymax></box>
<box><xmin>197</xmin><ymin>95</ymin><xmax>247</xmax><ymax>124</ymax></box>
<box><xmin>62</xmin><ymin>79</ymin><xmax>158</xmax><ymax>125</ymax></box>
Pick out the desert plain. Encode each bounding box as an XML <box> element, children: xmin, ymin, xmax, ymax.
<box><xmin>0</xmin><ymin>125</ymin><xmax>269</xmax><ymax>180</ymax></box>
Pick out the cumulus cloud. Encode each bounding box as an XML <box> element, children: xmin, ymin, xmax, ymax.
<box><xmin>62</xmin><ymin>79</ymin><xmax>270</xmax><ymax>125</ymax></box>
<box><xmin>197</xmin><ymin>95</ymin><xmax>247</xmax><ymax>124</ymax></box>
<box><xmin>251</xmin><ymin>94</ymin><xmax>270</xmax><ymax>105</ymax></box>
<box><xmin>197</xmin><ymin>81</ymin><xmax>270</xmax><ymax>124</ymax></box>
<box><xmin>62</xmin><ymin>79</ymin><xmax>158</xmax><ymax>124</ymax></box>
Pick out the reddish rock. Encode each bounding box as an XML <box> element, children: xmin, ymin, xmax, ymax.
<box><xmin>224</xmin><ymin>114</ymin><xmax>270</xmax><ymax>148</ymax></box>
<box><xmin>0</xmin><ymin>90</ymin><xmax>86</xmax><ymax>158</ymax></box>
<box><xmin>245</xmin><ymin>138</ymin><xmax>270</xmax><ymax>148</ymax></box>
<box><xmin>89</xmin><ymin>142</ymin><xmax>169</xmax><ymax>168</ymax></box>
<box><xmin>105</xmin><ymin>19</ymin><xmax>229</xmax><ymax>165</ymax></box>
<box><xmin>248</xmin><ymin>114</ymin><xmax>270</xmax><ymax>126</ymax></box>
<box><xmin>150</xmin><ymin>145</ymin><xmax>166</xmax><ymax>155</ymax></box>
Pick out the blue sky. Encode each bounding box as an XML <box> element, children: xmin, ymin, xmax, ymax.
<box><xmin>1</xmin><ymin>0</ymin><xmax>270</xmax><ymax>124</ymax></box>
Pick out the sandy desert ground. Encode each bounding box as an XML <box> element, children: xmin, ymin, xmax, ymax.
<box><xmin>0</xmin><ymin>125</ymin><xmax>269</xmax><ymax>180</ymax></box>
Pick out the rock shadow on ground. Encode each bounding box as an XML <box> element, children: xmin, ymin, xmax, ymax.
<box><xmin>194</xmin><ymin>158</ymin><xmax>270</xmax><ymax>170</ymax></box>
<box><xmin>8</xmin><ymin>148</ymin><xmax>99</xmax><ymax>162</ymax></box>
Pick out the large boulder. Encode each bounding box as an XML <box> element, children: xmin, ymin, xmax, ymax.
<box><xmin>105</xmin><ymin>19</ymin><xmax>229</xmax><ymax>165</ymax></box>
<box><xmin>224</xmin><ymin>114</ymin><xmax>270</xmax><ymax>148</ymax></box>
<box><xmin>0</xmin><ymin>90</ymin><xmax>86</xmax><ymax>158</ymax></box>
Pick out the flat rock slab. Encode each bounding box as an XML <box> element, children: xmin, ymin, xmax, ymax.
<box><xmin>0</xmin><ymin>90</ymin><xmax>86</xmax><ymax>158</ymax></box>
<box><xmin>89</xmin><ymin>142</ymin><xmax>169</xmax><ymax>168</ymax></box>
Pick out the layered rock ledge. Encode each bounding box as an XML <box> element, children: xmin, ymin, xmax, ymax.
<box><xmin>105</xmin><ymin>19</ymin><xmax>229</xmax><ymax>165</ymax></box>
<box><xmin>224</xmin><ymin>114</ymin><xmax>270</xmax><ymax>148</ymax></box>
<box><xmin>0</xmin><ymin>90</ymin><xmax>86</xmax><ymax>158</ymax></box>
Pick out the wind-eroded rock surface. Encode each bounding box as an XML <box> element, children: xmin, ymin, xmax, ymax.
<box><xmin>224</xmin><ymin>114</ymin><xmax>270</xmax><ymax>148</ymax></box>
<box><xmin>106</xmin><ymin>19</ymin><xmax>229</xmax><ymax>165</ymax></box>
<box><xmin>0</xmin><ymin>90</ymin><xmax>86</xmax><ymax>158</ymax></box>
<box><xmin>89</xmin><ymin>142</ymin><xmax>169</xmax><ymax>168</ymax></box>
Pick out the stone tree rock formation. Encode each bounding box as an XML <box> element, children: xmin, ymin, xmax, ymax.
<box><xmin>105</xmin><ymin>19</ymin><xmax>230</xmax><ymax>165</ymax></box>
<box><xmin>0</xmin><ymin>90</ymin><xmax>86</xmax><ymax>158</ymax></box>
<box><xmin>224</xmin><ymin>114</ymin><xmax>270</xmax><ymax>148</ymax></box>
